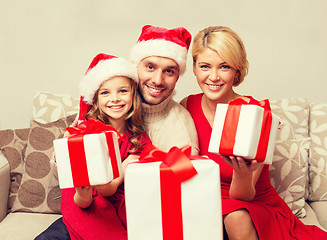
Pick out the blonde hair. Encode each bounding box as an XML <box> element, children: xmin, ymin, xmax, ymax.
<box><xmin>192</xmin><ymin>26</ymin><xmax>249</xmax><ymax>86</ymax></box>
<box><xmin>86</xmin><ymin>78</ymin><xmax>144</xmax><ymax>152</ymax></box>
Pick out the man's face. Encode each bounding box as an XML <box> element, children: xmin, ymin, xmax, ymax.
<box><xmin>137</xmin><ymin>56</ymin><xmax>179</xmax><ymax>105</ymax></box>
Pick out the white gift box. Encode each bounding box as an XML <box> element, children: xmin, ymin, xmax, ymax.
<box><xmin>125</xmin><ymin>159</ymin><xmax>222</xmax><ymax>240</ymax></box>
<box><xmin>208</xmin><ymin>103</ymin><xmax>280</xmax><ymax>164</ymax></box>
<box><xmin>53</xmin><ymin>131</ymin><xmax>122</xmax><ymax>189</ymax></box>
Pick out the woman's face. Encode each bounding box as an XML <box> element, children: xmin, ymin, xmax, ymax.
<box><xmin>193</xmin><ymin>48</ymin><xmax>239</xmax><ymax>103</ymax></box>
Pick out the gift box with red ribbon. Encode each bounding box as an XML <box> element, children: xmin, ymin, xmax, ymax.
<box><xmin>53</xmin><ymin>118</ymin><xmax>122</xmax><ymax>189</ymax></box>
<box><xmin>125</xmin><ymin>145</ymin><xmax>222</xmax><ymax>240</ymax></box>
<box><xmin>208</xmin><ymin>98</ymin><xmax>280</xmax><ymax>164</ymax></box>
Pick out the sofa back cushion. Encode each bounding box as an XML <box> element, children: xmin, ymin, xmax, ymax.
<box><xmin>0</xmin><ymin>128</ymin><xmax>30</xmax><ymax>211</ymax></box>
<box><xmin>11</xmin><ymin>114</ymin><xmax>76</xmax><ymax>214</ymax></box>
<box><xmin>32</xmin><ymin>92</ymin><xmax>79</xmax><ymax>123</ymax></box>
<box><xmin>308</xmin><ymin>103</ymin><xmax>327</xmax><ymax>201</ymax></box>
<box><xmin>269</xmin><ymin>98</ymin><xmax>310</xmax><ymax>218</ymax></box>
<box><xmin>270</xmin><ymin>98</ymin><xmax>310</xmax><ymax>140</ymax></box>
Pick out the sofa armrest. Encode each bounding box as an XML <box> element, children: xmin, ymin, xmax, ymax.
<box><xmin>0</xmin><ymin>152</ymin><xmax>10</xmax><ymax>222</ymax></box>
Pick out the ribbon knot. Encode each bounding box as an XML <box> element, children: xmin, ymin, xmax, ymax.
<box><xmin>229</xmin><ymin>98</ymin><xmax>271</xmax><ymax>111</ymax></box>
<box><xmin>139</xmin><ymin>144</ymin><xmax>197</xmax><ymax>183</ymax></box>
<box><xmin>66</xmin><ymin>118</ymin><xmax>121</xmax><ymax>138</ymax></box>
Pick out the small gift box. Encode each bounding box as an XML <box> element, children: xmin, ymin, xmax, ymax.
<box><xmin>53</xmin><ymin>118</ymin><xmax>122</xmax><ymax>189</ymax></box>
<box><xmin>125</xmin><ymin>145</ymin><xmax>222</xmax><ymax>240</ymax></box>
<box><xmin>208</xmin><ymin>98</ymin><xmax>280</xmax><ymax>164</ymax></box>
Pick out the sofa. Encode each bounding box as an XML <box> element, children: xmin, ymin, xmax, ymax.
<box><xmin>0</xmin><ymin>92</ymin><xmax>327</xmax><ymax>239</ymax></box>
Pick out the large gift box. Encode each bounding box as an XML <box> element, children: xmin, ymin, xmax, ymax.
<box><xmin>125</xmin><ymin>145</ymin><xmax>222</xmax><ymax>240</ymax></box>
<box><xmin>208</xmin><ymin>98</ymin><xmax>280</xmax><ymax>164</ymax></box>
<box><xmin>53</xmin><ymin>118</ymin><xmax>122</xmax><ymax>189</ymax></box>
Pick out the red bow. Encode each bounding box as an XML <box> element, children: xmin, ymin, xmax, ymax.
<box><xmin>138</xmin><ymin>144</ymin><xmax>198</xmax><ymax>183</ymax></box>
<box><xmin>229</xmin><ymin>98</ymin><xmax>271</xmax><ymax>110</ymax></box>
<box><xmin>66</xmin><ymin>118</ymin><xmax>121</xmax><ymax>138</ymax></box>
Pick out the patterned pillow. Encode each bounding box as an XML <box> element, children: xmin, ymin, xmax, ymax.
<box><xmin>0</xmin><ymin>128</ymin><xmax>30</xmax><ymax>211</ymax></box>
<box><xmin>308</xmin><ymin>103</ymin><xmax>327</xmax><ymax>201</ymax></box>
<box><xmin>32</xmin><ymin>92</ymin><xmax>79</xmax><ymax>124</ymax></box>
<box><xmin>11</xmin><ymin>114</ymin><xmax>76</xmax><ymax>214</ymax></box>
<box><xmin>270</xmin><ymin>98</ymin><xmax>309</xmax><ymax>140</ymax></box>
<box><xmin>269</xmin><ymin>138</ymin><xmax>310</xmax><ymax>218</ymax></box>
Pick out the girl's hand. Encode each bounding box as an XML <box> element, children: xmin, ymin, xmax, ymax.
<box><xmin>74</xmin><ymin>186</ymin><xmax>93</xmax><ymax>208</ymax></box>
<box><xmin>94</xmin><ymin>177</ymin><xmax>122</xmax><ymax>197</ymax></box>
<box><xmin>63</xmin><ymin>119</ymin><xmax>78</xmax><ymax>138</ymax></box>
<box><xmin>94</xmin><ymin>155</ymin><xmax>139</xmax><ymax>197</ymax></box>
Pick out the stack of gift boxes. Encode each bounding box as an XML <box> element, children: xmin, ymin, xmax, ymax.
<box><xmin>53</xmin><ymin>100</ymin><xmax>279</xmax><ymax>240</ymax></box>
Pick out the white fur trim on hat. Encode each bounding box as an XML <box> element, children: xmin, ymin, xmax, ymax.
<box><xmin>129</xmin><ymin>39</ymin><xmax>188</xmax><ymax>75</ymax></box>
<box><xmin>79</xmin><ymin>57</ymin><xmax>138</xmax><ymax>105</ymax></box>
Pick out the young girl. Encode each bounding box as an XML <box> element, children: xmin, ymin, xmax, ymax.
<box><xmin>181</xmin><ymin>26</ymin><xmax>327</xmax><ymax>239</ymax></box>
<box><xmin>61</xmin><ymin>53</ymin><xmax>151</xmax><ymax>240</ymax></box>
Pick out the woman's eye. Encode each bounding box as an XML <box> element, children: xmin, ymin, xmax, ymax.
<box><xmin>200</xmin><ymin>65</ymin><xmax>209</xmax><ymax>70</ymax></box>
<box><xmin>120</xmin><ymin>89</ymin><xmax>128</xmax><ymax>93</ymax></box>
<box><xmin>221</xmin><ymin>65</ymin><xmax>231</xmax><ymax>70</ymax></box>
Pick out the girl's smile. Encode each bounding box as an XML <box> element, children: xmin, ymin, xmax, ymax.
<box><xmin>97</xmin><ymin>76</ymin><xmax>133</xmax><ymax>132</ymax></box>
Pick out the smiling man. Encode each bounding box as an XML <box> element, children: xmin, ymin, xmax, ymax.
<box><xmin>129</xmin><ymin>25</ymin><xmax>199</xmax><ymax>154</ymax></box>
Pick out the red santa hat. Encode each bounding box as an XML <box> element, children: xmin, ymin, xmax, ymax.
<box><xmin>129</xmin><ymin>25</ymin><xmax>192</xmax><ymax>75</ymax></box>
<box><xmin>78</xmin><ymin>53</ymin><xmax>138</xmax><ymax>121</ymax></box>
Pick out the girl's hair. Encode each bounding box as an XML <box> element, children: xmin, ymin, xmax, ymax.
<box><xmin>192</xmin><ymin>26</ymin><xmax>249</xmax><ymax>86</ymax></box>
<box><xmin>85</xmin><ymin>77</ymin><xmax>144</xmax><ymax>152</ymax></box>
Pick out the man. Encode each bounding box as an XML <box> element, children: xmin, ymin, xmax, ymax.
<box><xmin>129</xmin><ymin>25</ymin><xmax>199</xmax><ymax>154</ymax></box>
<box><xmin>35</xmin><ymin>25</ymin><xmax>198</xmax><ymax>240</ymax></box>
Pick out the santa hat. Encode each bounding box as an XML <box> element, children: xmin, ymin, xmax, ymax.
<box><xmin>78</xmin><ymin>53</ymin><xmax>138</xmax><ymax>121</ymax></box>
<box><xmin>129</xmin><ymin>25</ymin><xmax>192</xmax><ymax>75</ymax></box>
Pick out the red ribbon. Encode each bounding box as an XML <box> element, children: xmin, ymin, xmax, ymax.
<box><xmin>138</xmin><ymin>145</ymin><xmax>198</xmax><ymax>240</ymax></box>
<box><xmin>218</xmin><ymin>98</ymin><xmax>273</xmax><ymax>162</ymax></box>
<box><xmin>66</xmin><ymin>118</ymin><xmax>121</xmax><ymax>187</ymax></box>
<box><xmin>66</xmin><ymin>118</ymin><xmax>121</xmax><ymax>138</ymax></box>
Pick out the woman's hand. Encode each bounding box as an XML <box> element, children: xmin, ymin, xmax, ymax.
<box><xmin>222</xmin><ymin>155</ymin><xmax>259</xmax><ymax>176</ymax></box>
<box><xmin>221</xmin><ymin>155</ymin><xmax>263</xmax><ymax>201</ymax></box>
<box><xmin>74</xmin><ymin>186</ymin><xmax>93</xmax><ymax>208</ymax></box>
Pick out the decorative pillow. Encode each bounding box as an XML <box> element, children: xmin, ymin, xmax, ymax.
<box><xmin>270</xmin><ymin>98</ymin><xmax>309</xmax><ymax>140</ymax></box>
<box><xmin>11</xmin><ymin>114</ymin><xmax>76</xmax><ymax>214</ymax></box>
<box><xmin>32</xmin><ymin>92</ymin><xmax>79</xmax><ymax>124</ymax></box>
<box><xmin>269</xmin><ymin>138</ymin><xmax>310</xmax><ymax>218</ymax></box>
<box><xmin>308</xmin><ymin>103</ymin><xmax>327</xmax><ymax>201</ymax></box>
<box><xmin>0</xmin><ymin>128</ymin><xmax>30</xmax><ymax>211</ymax></box>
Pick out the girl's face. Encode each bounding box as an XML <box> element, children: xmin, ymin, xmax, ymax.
<box><xmin>193</xmin><ymin>48</ymin><xmax>239</xmax><ymax>103</ymax></box>
<box><xmin>97</xmin><ymin>76</ymin><xmax>133</xmax><ymax>124</ymax></box>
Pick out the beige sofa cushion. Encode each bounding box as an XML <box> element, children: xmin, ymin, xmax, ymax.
<box><xmin>0</xmin><ymin>212</ymin><xmax>61</xmax><ymax>240</ymax></box>
<box><xmin>0</xmin><ymin>128</ymin><xmax>30</xmax><ymax>211</ymax></box>
<box><xmin>269</xmin><ymin>138</ymin><xmax>310</xmax><ymax>218</ymax></box>
<box><xmin>270</xmin><ymin>98</ymin><xmax>309</xmax><ymax>140</ymax></box>
<box><xmin>32</xmin><ymin>92</ymin><xmax>79</xmax><ymax>124</ymax></box>
<box><xmin>308</xmin><ymin>103</ymin><xmax>327</xmax><ymax>201</ymax></box>
<box><xmin>11</xmin><ymin>115</ymin><xmax>76</xmax><ymax>214</ymax></box>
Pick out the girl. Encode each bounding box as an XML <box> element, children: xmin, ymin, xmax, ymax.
<box><xmin>61</xmin><ymin>53</ymin><xmax>151</xmax><ymax>240</ymax></box>
<box><xmin>181</xmin><ymin>26</ymin><xmax>327</xmax><ymax>239</ymax></box>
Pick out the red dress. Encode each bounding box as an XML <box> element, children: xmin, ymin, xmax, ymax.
<box><xmin>186</xmin><ymin>93</ymin><xmax>327</xmax><ymax>240</ymax></box>
<box><xmin>61</xmin><ymin>129</ymin><xmax>151</xmax><ymax>240</ymax></box>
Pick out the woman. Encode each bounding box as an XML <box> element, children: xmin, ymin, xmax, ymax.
<box><xmin>181</xmin><ymin>26</ymin><xmax>327</xmax><ymax>239</ymax></box>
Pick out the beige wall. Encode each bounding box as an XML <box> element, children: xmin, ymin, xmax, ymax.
<box><xmin>1</xmin><ymin>0</ymin><xmax>327</xmax><ymax>129</ymax></box>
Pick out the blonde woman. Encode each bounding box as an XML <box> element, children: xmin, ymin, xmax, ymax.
<box><xmin>181</xmin><ymin>26</ymin><xmax>327</xmax><ymax>240</ymax></box>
